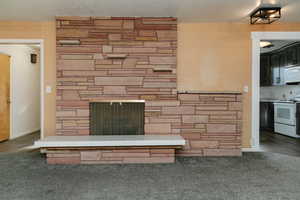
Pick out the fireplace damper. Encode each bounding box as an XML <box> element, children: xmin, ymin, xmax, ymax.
<box><xmin>90</xmin><ymin>101</ymin><xmax>144</xmax><ymax>135</ymax></box>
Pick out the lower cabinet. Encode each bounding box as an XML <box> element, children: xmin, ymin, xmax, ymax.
<box><xmin>260</xmin><ymin>102</ymin><xmax>274</xmax><ymax>131</ymax></box>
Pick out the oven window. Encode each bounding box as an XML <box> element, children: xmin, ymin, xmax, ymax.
<box><xmin>277</xmin><ymin>108</ymin><xmax>291</xmax><ymax>119</ymax></box>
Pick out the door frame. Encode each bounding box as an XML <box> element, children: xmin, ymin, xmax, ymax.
<box><xmin>251</xmin><ymin>32</ymin><xmax>300</xmax><ymax>150</ymax></box>
<box><xmin>0</xmin><ymin>39</ymin><xmax>45</xmax><ymax>139</ymax></box>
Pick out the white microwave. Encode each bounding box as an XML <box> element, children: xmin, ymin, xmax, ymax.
<box><xmin>285</xmin><ymin>66</ymin><xmax>300</xmax><ymax>84</ymax></box>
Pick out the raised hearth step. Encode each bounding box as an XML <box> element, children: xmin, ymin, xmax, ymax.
<box><xmin>34</xmin><ymin>135</ymin><xmax>185</xmax><ymax>148</ymax></box>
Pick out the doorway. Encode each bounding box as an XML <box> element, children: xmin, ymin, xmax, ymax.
<box><xmin>0</xmin><ymin>54</ymin><xmax>10</xmax><ymax>142</ymax></box>
<box><xmin>251</xmin><ymin>32</ymin><xmax>300</xmax><ymax>155</ymax></box>
<box><xmin>0</xmin><ymin>39</ymin><xmax>44</xmax><ymax>152</ymax></box>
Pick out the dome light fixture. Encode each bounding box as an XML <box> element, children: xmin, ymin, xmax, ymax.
<box><xmin>260</xmin><ymin>41</ymin><xmax>274</xmax><ymax>48</ymax></box>
<box><xmin>250</xmin><ymin>6</ymin><xmax>281</xmax><ymax>24</ymax></box>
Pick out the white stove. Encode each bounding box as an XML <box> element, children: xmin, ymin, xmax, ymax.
<box><xmin>274</xmin><ymin>96</ymin><xmax>300</xmax><ymax>138</ymax></box>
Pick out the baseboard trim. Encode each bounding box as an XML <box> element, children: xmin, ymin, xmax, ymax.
<box><xmin>10</xmin><ymin>128</ymin><xmax>40</xmax><ymax>140</ymax></box>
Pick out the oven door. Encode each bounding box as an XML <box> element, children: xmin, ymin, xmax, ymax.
<box><xmin>274</xmin><ymin>103</ymin><xmax>296</xmax><ymax>126</ymax></box>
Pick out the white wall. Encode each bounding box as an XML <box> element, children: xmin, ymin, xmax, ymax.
<box><xmin>260</xmin><ymin>85</ymin><xmax>300</xmax><ymax>100</ymax></box>
<box><xmin>0</xmin><ymin>45</ymin><xmax>40</xmax><ymax>139</ymax></box>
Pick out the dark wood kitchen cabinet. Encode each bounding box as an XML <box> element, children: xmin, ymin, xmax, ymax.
<box><xmin>260</xmin><ymin>54</ymin><xmax>272</xmax><ymax>86</ymax></box>
<box><xmin>260</xmin><ymin>42</ymin><xmax>300</xmax><ymax>86</ymax></box>
<box><xmin>278</xmin><ymin>51</ymin><xmax>287</xmax><ymax>85</ymax></box>
<box><xmin>260</xmin><ymin>102</ymin><xmax>274</xmax><ymax>131</ymax></box>
<box><xmin>270</xmin><ymin>53</ymin><xmax>280</xmax><ymax>85</ymax></box>
<box><xmin>286</xmin><ymin>46</ymin><xmax>297</xmax><ymax>66</ymax></box>
<box><xmin>297</xmin><ymin>44</ymin><xmax>300</xmax><ymax>65</ymax></box>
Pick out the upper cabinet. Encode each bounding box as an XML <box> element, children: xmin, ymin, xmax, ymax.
<box><xmin>270</xmin><ymin>53</ymin><xmax>280</xmax><ymax>85</ymax></box>
<box><xmin>260</xmin><ymin>42</ymin><xmax>300</xmax><ymax>86</ymax></box>
<box><xmin>286</xmin><ymin>47</ymin><xmax>297</xmax><ymax>66</ymax></box>
<box><xmin>297</xmin><ymin>44</ymin><xmax>300</xmax><ymax>65</ymax></box>
<box><xmin>260</xmin><ymin>54</ymin><xmax>272</xmax><ymax>86</ymax></box>
<box><xmin>278</xmin><ymin>51</ymin><xmax>286</xmax><ymax>84</ymax></box>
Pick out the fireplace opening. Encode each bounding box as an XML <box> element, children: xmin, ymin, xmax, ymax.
<box><xmin>90</xmin><ymin>101</ymin><xmax>145</xmax><ymax>135</ymax></box>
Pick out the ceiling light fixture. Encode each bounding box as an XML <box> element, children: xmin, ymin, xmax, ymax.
<box><xmin>260</xmin><ymin>41</ymin><xmax>274</xmax><ymax>48</ymax></box>
<box><xmin>250</xmin><ymin>6</ymin><xmax>281</xmax><ymax>24</ymax></box>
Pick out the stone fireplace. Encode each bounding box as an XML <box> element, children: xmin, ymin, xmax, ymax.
<box><xmin>90</xmin><ymin>101</ymin><xmax>145</xmax><ymax>135</ymax></box>
<box><xmin>56</xmin><ymin>16</ymin><xmax>243</xmax><ymax>157</ymax></box>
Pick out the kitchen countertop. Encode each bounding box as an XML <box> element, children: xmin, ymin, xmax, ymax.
<box><xmin>260</xmin><ymin>99</ymin><xmax>297</xmax><ymax>103</ymax></box>
<box><xmin>260</xmin><ymin>99</ymin><xmax>280</xmax><ymax>103</ymax></box>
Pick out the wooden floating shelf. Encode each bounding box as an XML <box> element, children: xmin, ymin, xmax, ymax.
<box><xmin>145</xmin><ymin>110</ymin><xmax>161</xmax><ymax>112</ymax></box>
<box><xmin>58</xmin><ymin>40</ymin><xmax>80</xmax><ymax>45</ymax></box>
<box><xmin>177</xmin><ymin>90</ymin><xmax>242</xmax><ymax>94</ymax></box>
<box><xmin>106</xmin><ymin>54</ymin><xmax>127</xmax><ymax>59</ymax></box>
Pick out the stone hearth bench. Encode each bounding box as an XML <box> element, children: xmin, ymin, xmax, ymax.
<box><xmin>34</xmin><ymin>135</ymin><xmax>185</xmax><ymax>164</ymax></box>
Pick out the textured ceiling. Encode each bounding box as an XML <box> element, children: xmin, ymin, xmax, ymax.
<box><xmin>0</xmin><ymin>0</ymin><xmax>299</xmax><ymax>22</ymax></box>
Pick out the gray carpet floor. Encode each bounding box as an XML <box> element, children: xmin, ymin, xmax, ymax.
<box><xmin>0</xmin><ymin>152</ymin><xmax>300</xmax><ymax>200</ymax></box>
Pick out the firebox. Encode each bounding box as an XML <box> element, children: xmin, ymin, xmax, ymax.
<box><xmin>90</xmin><ymin>101</ymin><xmax>145</xmax><ymax>135</ymax></box>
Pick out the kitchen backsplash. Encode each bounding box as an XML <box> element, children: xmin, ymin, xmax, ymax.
<box><xmin>260</xmin><ymin>85</ymin><xmax>300</xmax><ymax>100</ymax></box>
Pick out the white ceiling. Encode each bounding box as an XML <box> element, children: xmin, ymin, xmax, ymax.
<box><xmin>0</xmin><ymin>0</ymin><xmax>300</xmax><ymax>22</ymax></box>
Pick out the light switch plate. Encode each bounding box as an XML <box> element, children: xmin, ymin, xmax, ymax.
<box><xmin>46</xmin><ymin>86</ymin><xmax>52</xmax><ymax>94</ymax></box>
